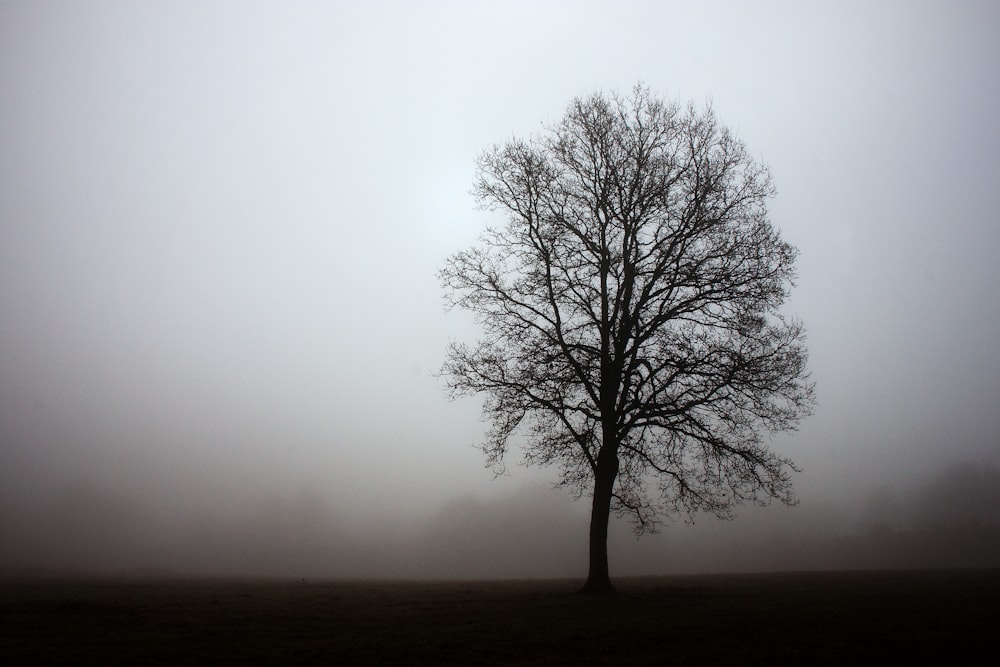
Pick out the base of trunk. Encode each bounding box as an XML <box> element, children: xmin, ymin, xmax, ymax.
<box><xmin>580</xmin><ymin>576</ymin><xmax>616</xmax><ymax>595</ymax></box>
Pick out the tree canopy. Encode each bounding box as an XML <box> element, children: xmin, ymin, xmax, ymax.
<box><xmin>440</xmin><ymin>85</ymin><xmax>815</xmax><ymax>592</ymax></box>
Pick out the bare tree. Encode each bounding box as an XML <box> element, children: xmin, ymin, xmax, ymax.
<box><xmin>440</xmin><ymin>85</ymin><xmax>815</xmax><ymax>593</ymax></box>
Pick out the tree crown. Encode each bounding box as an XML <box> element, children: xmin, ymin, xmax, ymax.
<box><xmin>441</xmin><ymin>85</ymin><xmax>815</xmax><ymax>532</ymax></box>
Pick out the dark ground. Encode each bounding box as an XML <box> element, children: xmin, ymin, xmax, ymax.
<box><xmin>2</xmin><ymin>570</ymin><xmax>997</xmax><ymax>665</ymax></box>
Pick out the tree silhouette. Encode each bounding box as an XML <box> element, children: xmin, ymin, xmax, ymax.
<box><xmin>440</xmin><ymin>85</ymin><xmax>815</xmax><ymax>593</ymax></box>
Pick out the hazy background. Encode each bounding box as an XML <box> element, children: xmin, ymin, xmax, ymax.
<box><xmin>2</xmin><ymin>0</ymin><xmax>998</xmax><ymax>578</ymax></box>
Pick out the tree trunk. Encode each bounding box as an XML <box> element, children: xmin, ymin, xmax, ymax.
<box><xmin>581</xmin><ymin>454</ymin><xmax>618</xmax><ymax>594</ymax></box>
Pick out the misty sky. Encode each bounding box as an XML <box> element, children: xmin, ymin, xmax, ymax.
<box><xmin>2</xmin><ymin>0</ymin><xmax>998</xmax><ymax>576</ymax></box>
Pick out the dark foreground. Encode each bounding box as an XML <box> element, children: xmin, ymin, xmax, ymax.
<box><xmin>2</xmin><ymin>570</ymin><xmax>997</xmax><ymax>665</ymax></box>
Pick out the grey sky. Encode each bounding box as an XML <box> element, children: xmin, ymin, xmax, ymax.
<box><xmin>1</xmin><ymin>0</ymin><xmax>998</xmax><ymax>576</ymax></box>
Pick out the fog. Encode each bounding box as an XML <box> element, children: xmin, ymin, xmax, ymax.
<box><xmin>2</xmin><ymin>0</ymin><xmax>998</xmax><ymax>578</ymax></box>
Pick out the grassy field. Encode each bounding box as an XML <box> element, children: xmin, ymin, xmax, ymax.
<box><xmin>2</xmin><ymin>570</ymin><xmax>997</xmax><ymax>665</ymax></box>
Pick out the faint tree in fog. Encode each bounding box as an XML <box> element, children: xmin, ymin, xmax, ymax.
<box><xmin>440</xmin><ymin>85</ymin><xmax>815</xmax><ymax>593</ymax></box>
<box><xmin>915</xmin><ymin>461</ymin><xmax>1000</xmax><ymax>530</ymax></box>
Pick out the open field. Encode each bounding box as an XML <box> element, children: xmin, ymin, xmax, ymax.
<box><xmin>2</xmin><ymin>570</ymin><xmax>997</xmax><ymax>665</ymax></box>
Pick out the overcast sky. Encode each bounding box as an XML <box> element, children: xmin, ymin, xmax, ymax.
<box><xmin>2</xmin><ymin>0</ymin><xmax>998</xmax><ymax>577</ymax></box>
